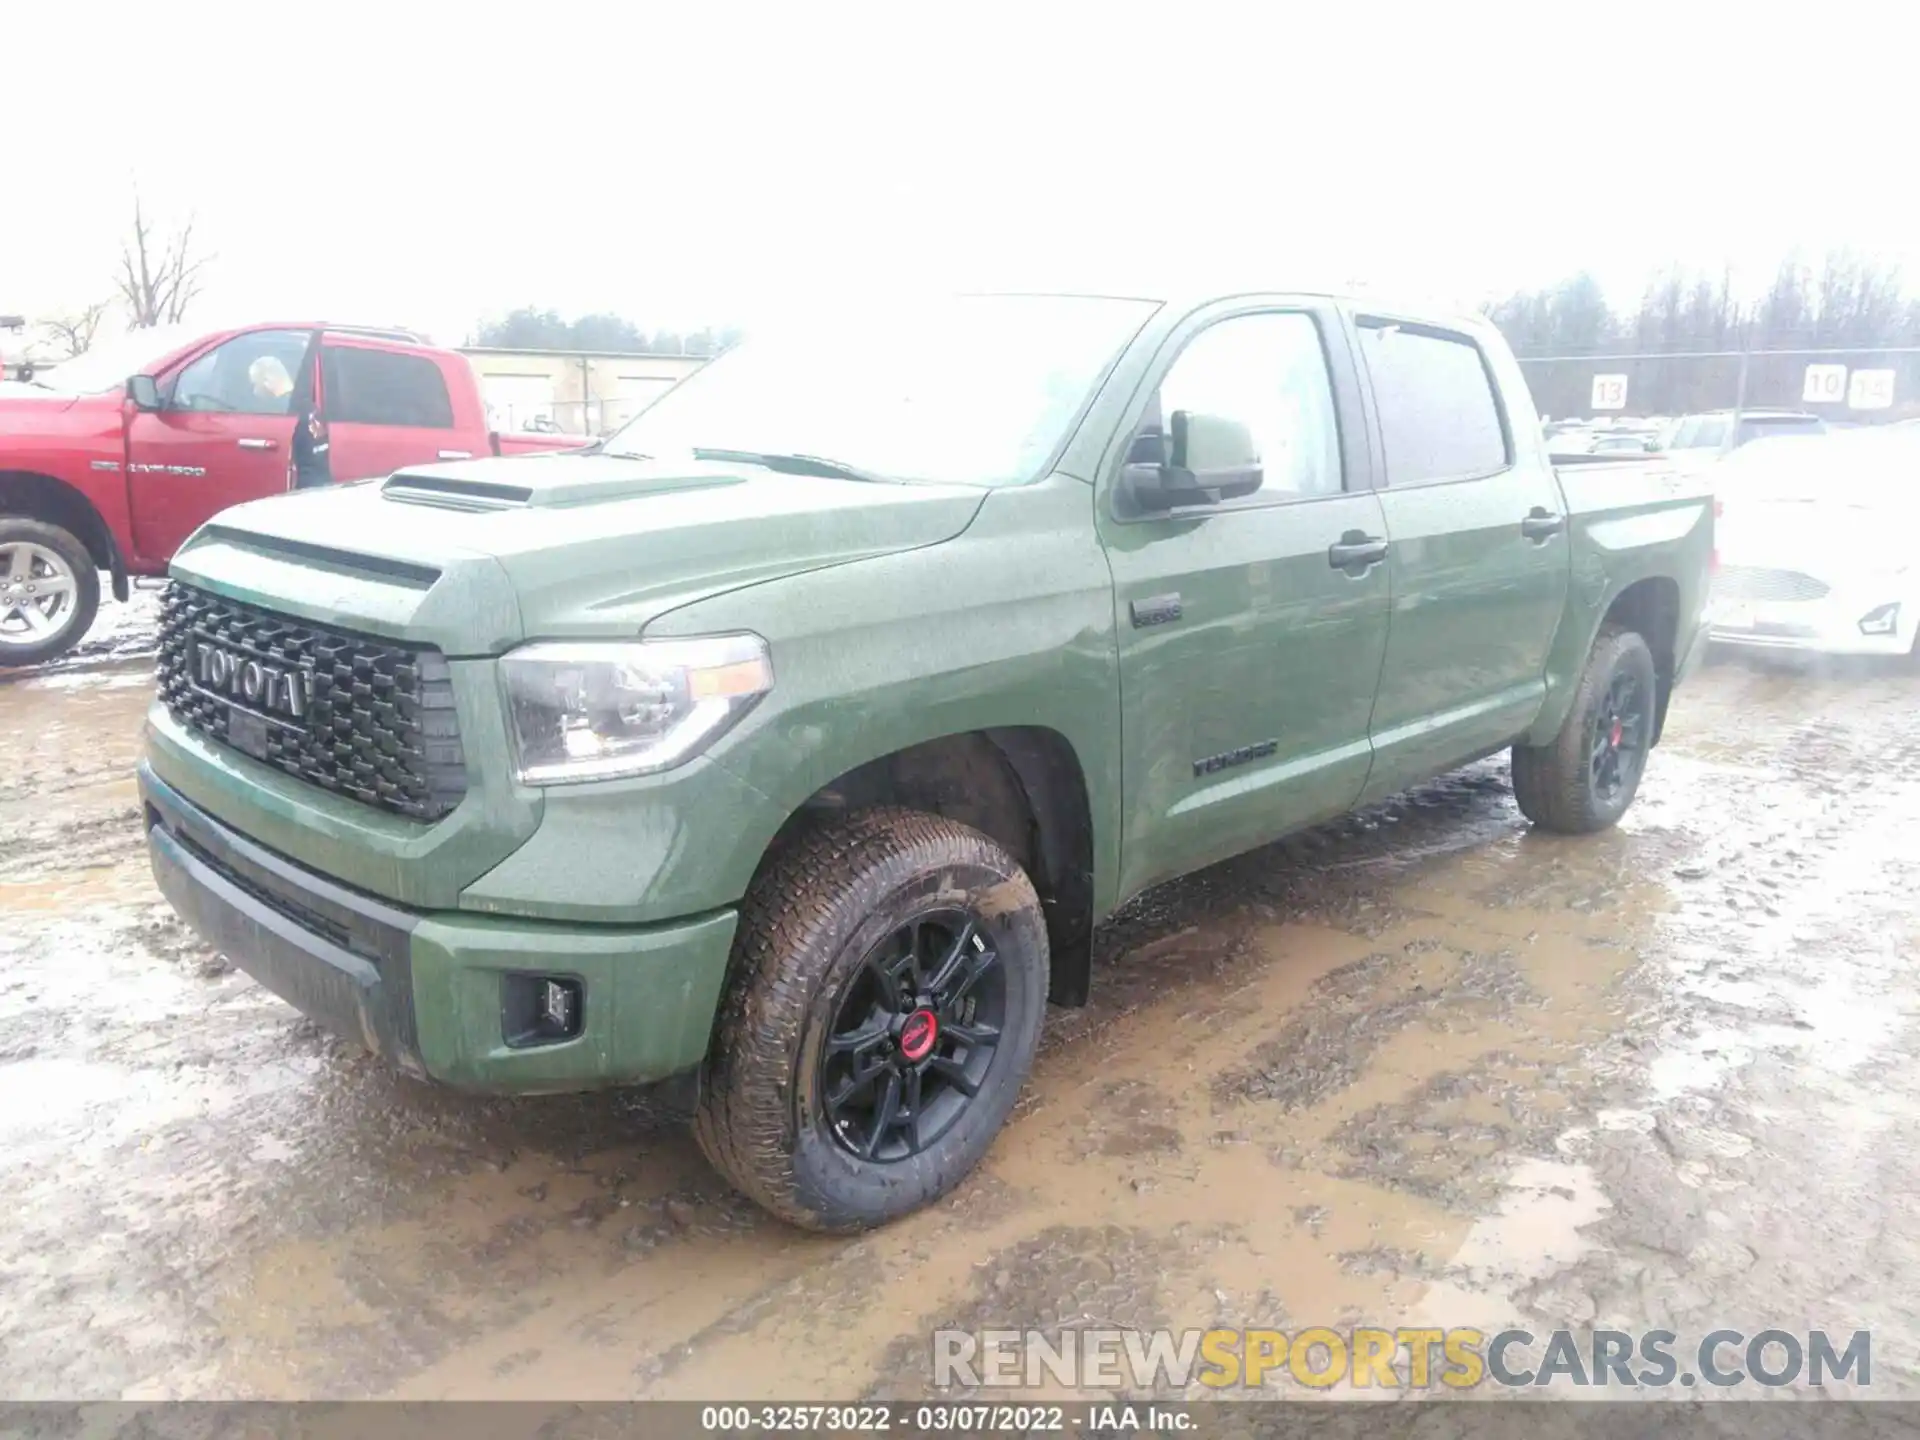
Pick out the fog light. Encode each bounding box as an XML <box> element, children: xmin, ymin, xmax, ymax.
<box><xmin>1858</xmin><ymin>603</ymin><xmax>1900</xmax><ymax>636</ymax></box>
<box><xmin>503</xmin><ymin>974</ymin><xmax>585</xmax><ymax>1047</ymax></box>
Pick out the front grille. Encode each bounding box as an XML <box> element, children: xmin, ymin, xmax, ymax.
<box><xmin>1713</xmin><ymin>565</ymin><xmax>1831</xmax><ymax>603</ymax></box>
<box><xmin>156</xmin><ymin>584</ymin><xmax>467</xmax><ymax>821</ymax></box>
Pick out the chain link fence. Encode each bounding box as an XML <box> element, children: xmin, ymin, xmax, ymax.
<box><xmin>485</xmin><ymin>394</ymin><xmax>672</xmax><ymax>439</ymax></box>
<box><xmin>1515</xmin><ymin>346</ymin><xmax>1920</xmax><ymax>426</ymax></box>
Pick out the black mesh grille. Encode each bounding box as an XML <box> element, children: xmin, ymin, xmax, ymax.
<box><xmin>156</xmin><ymin>583</ymin><xmax>466</xmax><ymax>821</ymax></box>
<box><xmin>1713</xmin><ymin>566</ymin><xmax>1831</xmax><ymax>603</ymax></box>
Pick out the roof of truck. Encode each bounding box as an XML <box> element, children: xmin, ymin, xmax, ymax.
<box><xmin>239</xmin><ymin>322</ymin><xmax>429</xmax><ymax>345</ymax></box>
<box><xmin>975</xmin><ymin>286</ymin><xmax>1490</xmax><ymax>329</ymax></box>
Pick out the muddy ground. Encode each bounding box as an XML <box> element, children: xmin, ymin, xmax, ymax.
<box><xmin>3</xmin><ymin>595</ymin><xmax>1918</xmax><ymax>1401</ymax></box>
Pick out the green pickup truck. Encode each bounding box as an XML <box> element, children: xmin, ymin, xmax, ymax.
<box><xmin>140</xmin><ymin>290</ymin><xmax>1713</xmax><ymax>1230</ymax></box>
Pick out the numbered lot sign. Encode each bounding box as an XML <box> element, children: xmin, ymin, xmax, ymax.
<box><xmin>1848</xmin><ymin>370</ymin><xmax>1895</xmax><ymax>410</ymax></box>
<box><xmin>1590</xmin><ymin>374</ymin><xmax>1628</xmax><ymax>411</ymax></box>
<box><xmin>1802</xmin><ymin>364</ymin><xmax>1847</xmax><ymax>404</ymax></box>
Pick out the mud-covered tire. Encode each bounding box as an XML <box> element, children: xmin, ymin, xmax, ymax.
<box><xmin>1512</xmin><ymin>625</ymin><xmax>1659</xmax><ymax>834</ymax></box>
<box><xmin>693</xmin><ymin>808</ymin><xmax>1048</xmax><ymax>1232</ymax></box>
<box><xmin>0</xmin><ymin>518</ymin><xmax>99</xmax><ymax>668</ymax></box>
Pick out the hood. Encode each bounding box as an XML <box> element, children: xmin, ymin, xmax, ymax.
<box><xmin>0</xmin><ymin>388</ymin><xmax>115</xmax><ymax>421</ymax></box>
<box><xmin>1719</xmin><ymin>496</ymin><xmax>1912</xmax><ymax>579</ymax></box>
<box><xmin>170</xmin><ymin>453</ymin><xmax>988</xmax><ymax>656</ymax></box>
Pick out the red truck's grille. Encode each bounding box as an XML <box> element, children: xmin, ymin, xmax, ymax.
<box><xmin>155</xmin><ymin>584</ymin><xmax>467</xmax><ymax>822</ymax></box>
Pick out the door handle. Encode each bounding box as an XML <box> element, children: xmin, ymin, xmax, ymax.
<box><xmin>1328</xmin><ymin>533</ymin><xmax>1389</xmax><ymax>570</ymax></box>
<box><xmin>237</xmin><ymin>437</ymin><xmax>277</xmax><ymax>451</ymax></box>
<box><xmin>1521</xmin><ymin>508</ymin><xmax>1565</xmax><ymax>541</ymax></box>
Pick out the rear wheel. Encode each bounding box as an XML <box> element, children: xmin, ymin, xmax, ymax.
<box><xmin>694</xmin><ymin>809</ymin><xmax>1048</xmax><ymax>1232</ymax></box>
<box><xmin>1512</xmin><ymin>625</ymin><xmax>1658</xmax><ymax>834</ymax></box>
<box><xmin>0</xmin><ymin>519</ymin><xmax>99</xmax><ymax>668</ymax></box>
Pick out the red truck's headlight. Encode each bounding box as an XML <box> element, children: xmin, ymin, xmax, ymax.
<box><xmin>501</xmin><ymin>635</ymin><xmax>772</xmax><ymax>785</ymax></box>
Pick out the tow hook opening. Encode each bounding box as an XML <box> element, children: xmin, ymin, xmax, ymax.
<box><xmin>502</xmin><ymin>973</ymin><xmax>585</xmax><ymax>1048</ymax></box>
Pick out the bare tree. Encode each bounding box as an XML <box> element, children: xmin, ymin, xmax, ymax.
<box><xmin>40</xmin><ymin>301</ymin><xmax>110</xmax><ymax>358</ymax></box>
<box><xmin>116</xmin><ymin>196</ymin><xmax>211</xmax><ymax>328</ymax></box>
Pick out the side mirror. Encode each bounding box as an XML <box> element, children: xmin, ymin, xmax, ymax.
<box><xmin>127</xmin><ymin>374</ymin><xmax>162</xmax><ymax>411</ymax></box>
<box><xmin>1174</xmin><ymin>410</ymin><xmax>1264</xmax><ymax>498</ymax></box>
<box><xmin>1119</xmin><ymin>410</ymin><xmax>1264</xmax><ymax>513</ymax></box>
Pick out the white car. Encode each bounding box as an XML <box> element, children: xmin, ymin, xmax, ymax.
<box><xmin>1709</xmin><ymin>428</ymin><xmax>1920</xmax><ymax>657</ymax></box>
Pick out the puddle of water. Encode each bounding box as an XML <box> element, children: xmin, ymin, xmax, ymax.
<box><xmin>1643</xmin><ymin>764</ymin><xmax>1920</xmax><ymax>1105</ymax></box>
<box><xmin>347</xmin><ymin>847</ymin><xmax>1670</xmax><ymax>1401</ymax></box>
<box><xmin>1409</xmin><ymin>1157</ymin><xmax>1609</xmax><ymax>1330</ymax></box>
<box><xmin>13</xmin><ymin>653</ymin><xmax>1920</xmax><ymax>1401</ymax></box>
<box><xmin>21</xmin><ymin>668</ymin><xmax>156</xmax><ymax>693</ymax></box>
<box><xmin>0</xmin><ymin>864</ymin><xmax>152</xmax><ymax>911</ymax></box>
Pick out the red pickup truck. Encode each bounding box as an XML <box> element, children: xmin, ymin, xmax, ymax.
<box><xmin>0</xmin><ymin>322</ymin><xmax>582</xmax><ymax>665</ymax></box>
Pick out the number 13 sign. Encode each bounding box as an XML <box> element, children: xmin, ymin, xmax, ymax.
<box><xmin>1590</xmin><ymin>374</ymin><xmax>1628</xmax><ymax>411</ymax></box>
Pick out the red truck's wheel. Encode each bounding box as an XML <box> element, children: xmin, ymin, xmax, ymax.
<box><xmin>1512</xmin><ymin>625</ymin><xmax>1657</xmax><ymax>834</ymax></box>
<box><xmin>694</xmin><ymin>808</ymin><xmax>1048</xmax><ymax>1232</ymax></box>
<box><xmin>0</xmin><ymin>519</ymin><xmax>99</xmax><ymax>668</ymax></box>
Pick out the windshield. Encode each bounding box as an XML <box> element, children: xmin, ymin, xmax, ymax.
<box><xmin>1668</xmin><ymin>415</ymin><xmax>1729</xmax><ymax>450</ymax></box>
<box><xmin>1668</xmin><ymin>413</ymin><xmax>1825</xmax><ymax>453</ymax></box>
<box><xmin>1736</xmin><ymin>415</ymin><xmax>1824</xmax><ymax>447</ymax></box>
<box><xmin>28</xmin><ymin>324</ymin><xmax>206</xmax><ymax>395</ymax></box>
<box><xmin>598</xmin><ymin>295</ymin><xmax>1160</xmax><ymax>485</ymax></box>
<box><xmin>1717</xmin><ymin>430</ymin><xmax>1920</xmax><ymax>507</ymax></box>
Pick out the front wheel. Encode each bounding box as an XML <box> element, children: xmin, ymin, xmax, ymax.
<box><xmin>0</xmin><ymin>519</ymin><xmax>100</xmax><ymax>668</ymax></box>
<box><xmin>694</xmin><ymin>809</ymin><xmax>1049</xmax><ymax>1232</ymax></box>
<box><xmin>1512</xmin><ymin>625</ymin><xmax>1658</xmax><ymax>834</ymax></box>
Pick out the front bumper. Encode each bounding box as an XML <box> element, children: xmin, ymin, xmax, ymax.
<box><xmin>140</xmin><ymin>764</ymin><xmax>737</xmax><ymax>1094</ymax></box>
<box><xmin>1707</xmin><ymin>595</ymin><xmax>1914</xmax><ymax>657</ymax></box>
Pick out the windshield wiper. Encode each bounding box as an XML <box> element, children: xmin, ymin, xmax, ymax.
<box><xmin>691</xmin><ymin>447</ymin><xmax>893</xmax><ymax>484</ymax></box>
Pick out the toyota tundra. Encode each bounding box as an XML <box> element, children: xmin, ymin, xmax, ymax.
<box><xmin>139</xmin><ymin>289</ymin><xmax>1714</xmax><ymax>1231</ymax></box>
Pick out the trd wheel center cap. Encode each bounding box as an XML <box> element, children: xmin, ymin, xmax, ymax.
<box><xmin>899</xmin><ymin>1008</ymin><xmax>939</xmax><ymax>1063</ymax></box>
<box><xmin>1609</xmin><ymin>718</ymin><xmax>1623</xmax><ymax>748</ymax></box>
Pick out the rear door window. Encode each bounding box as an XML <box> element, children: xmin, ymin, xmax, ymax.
<box><xmin>1357</xmin><ymin>321</ymin><xmax>1510</xmax><ymax>484</ymax></box>
<box><xmin>322</xmin><ymin>346</ymin><xmax>455</xmax><ymax>428</ymax></box>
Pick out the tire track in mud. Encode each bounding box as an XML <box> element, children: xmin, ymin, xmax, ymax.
<box><xmin>1375</xmin><ymin>654</ymin><xmax>1920</xmax><ymax>1393</ymax></box>
<box><xmin>6</xmin><ymin>642</ymin><xmax>1920</xmax><ymax>1399</ymax></box>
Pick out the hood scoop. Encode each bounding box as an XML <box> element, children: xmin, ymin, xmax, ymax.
<box><xmin>382</xmin><ymin>455</ymin><xmax>749</xmax><ymax>511</ymax></box>
<box><xmin>383</xmin><ymin>473</ymin><xmax>533</xmax><ymax>512</ymax></box>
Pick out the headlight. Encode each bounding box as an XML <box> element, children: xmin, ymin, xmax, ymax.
<box><xmin>502</xmin><ymin>636</ymin><xmax>772</xmax><ymax>785</ymax></box>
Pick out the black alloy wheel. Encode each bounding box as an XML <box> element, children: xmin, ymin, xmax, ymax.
<box><xmin>1589</xmin><ymin>669</ymin><xmax>1649</xmax><ymax>805</ymax></box>
<box><xmin>694</xmin><ymin>808</ymin><xmax>1049</xmax><ymax>1231</ymax></box>
<box><xmin>818</xmin><ymin>909</ymin><xmax>1005</xmax><ymax>1162</ymax></box>
<box><xmin>1510</xmin><ymin>624</ymin><xmax>1659</xmax><ymax>834</ymax></box>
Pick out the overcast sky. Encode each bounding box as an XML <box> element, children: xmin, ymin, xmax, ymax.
<box><xmin>7</xmin><ymin>2</ymin><xmax>1916</xmax><ymax>346</ymax></box>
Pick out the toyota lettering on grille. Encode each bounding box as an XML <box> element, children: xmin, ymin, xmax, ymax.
<box><xmin>191</xmin><ymin>640</ymin><xmax>312</xmax><ymax>721</ymax></box>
